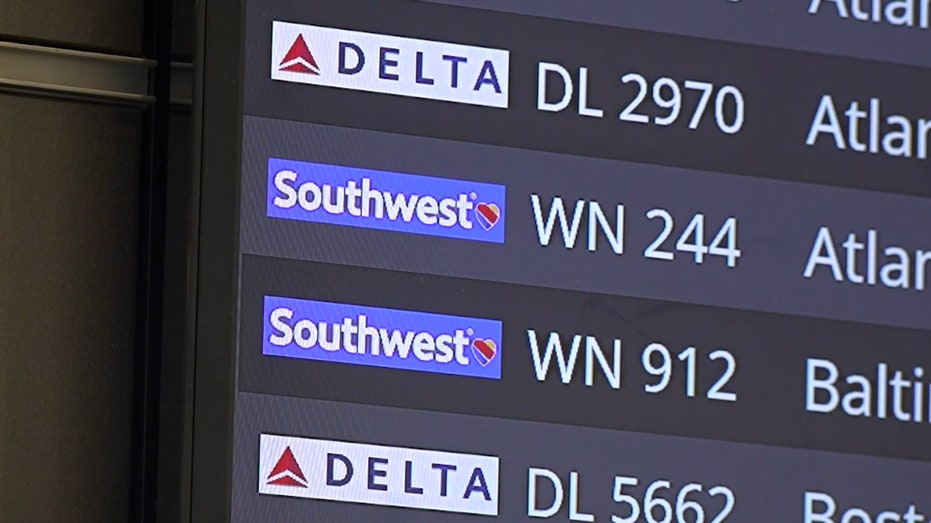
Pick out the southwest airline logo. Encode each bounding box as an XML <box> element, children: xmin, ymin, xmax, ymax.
<box><xmin>259</xmin><ymin>434</ymin><xmax>500</xmax><ymax>516</ymax></box>
<box><xmin>270</xmin><ymin>21</ymin><xmax>510</xmax><ymax>108</ymax></box>
<box><xmin>267</xmin><ymin>158</ymin><xmax>506</xmax><ymax>244</ymax></box>
<box><xmin>264</xmin><ymin>296</ymin><xmax>503</xmax><ymax>380</ymax></box>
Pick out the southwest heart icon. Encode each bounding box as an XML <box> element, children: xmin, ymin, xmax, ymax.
<box><xmin>475</xmin><ymin>203</ymin><xmax>501</xmax><ymax>231</ymax></box>
<box><xmin>471</xmin><ymin>339</ymin><xmax>497</xmax><ymax>367</ymax></box>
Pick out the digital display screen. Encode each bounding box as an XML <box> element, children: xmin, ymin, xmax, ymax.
<box><xmin>194</xmin><ymin>0</ymin><xmax>931</xmax><ymax>520</ymax></box>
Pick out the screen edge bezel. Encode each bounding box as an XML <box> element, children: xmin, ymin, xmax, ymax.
<box><xmin>189</xmin><ymin>0</ymin><xmax>247</xmax><ymax>519</ymax></box>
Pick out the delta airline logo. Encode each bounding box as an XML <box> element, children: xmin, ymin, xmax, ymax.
<box><xmin>263</xmin><ymin>296</ymin><xmax>503</xmax><ymax>380</ymax></box>
<box><xmin>266</xmin><ymin>446</ymin><xmax>308</xmax><ymax>487</ymax></box>
<box><xmin>278</xmin><ymin>34</ymin><xmax>319</xmax><ymax>74</ymax></box>
<box><xmin>259</xmin><ymin>434</ymin><xmax>500</xmax><ymax>516</ymax></box>
<box><xmin>267</xmin><ymin>158</ymin><xmax>506</xmax><ymax>244</ymax></box>
<box><xmin>270</xmin><ymin>21</ymin><xmax>510</xmax><ymax>108</ymax></box>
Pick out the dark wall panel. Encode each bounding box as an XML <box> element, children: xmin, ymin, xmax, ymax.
<box><xmin>156</xmin><ymin>108</ymin><xmax>194</xmax><ymax>521</ymax></box>
<box><xmin>172</xmin><ymin>0</ymin><xmax>194</xmax><ymax>59</ymax></box>
<box><xmin>0</xmin><ymin>94</ymin><xmax>141</xmax><ymax>522</ymax></box>
<box><xmin>0</xmin><ymin>0</ymin><xmax>143</xmax><ymax>54</ymax></box>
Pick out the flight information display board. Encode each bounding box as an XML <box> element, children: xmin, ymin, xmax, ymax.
<box><xmin>192</xmin><ymin>0</ymin><xmax>931</xmax><ymax>521</ymax></box>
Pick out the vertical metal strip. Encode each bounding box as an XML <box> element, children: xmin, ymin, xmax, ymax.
<box><xmin>130</xmin><ymin>0</ymin><xmax>173</xmax><ymax>519</ymax></box>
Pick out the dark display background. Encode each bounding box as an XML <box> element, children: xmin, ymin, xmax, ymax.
<box><xmin>197</xmin><ymin>0</ymin><xmax>931</xmax><ymax>521</ymax></box>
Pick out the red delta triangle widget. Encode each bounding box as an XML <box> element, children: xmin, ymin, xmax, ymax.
<box><xmin>279</xmin><ymin>34</ymin><xmax>320</xmax><ymax>74</ymax></box>
<box><xmin>266</xmin><ymin>446</ymin><xmax>309</xmax><ymax>488</ymax></box>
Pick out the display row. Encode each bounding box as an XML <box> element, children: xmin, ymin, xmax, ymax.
<box><xmin>233</xmin><ymin>392</ymin><xmax>931</xmax><ymax>521</ymax></box>
<box><xmin>241</xmin><ymin>117</ymin><xmax>931</xmax><ymax>331</ymax></box>
<box><xmin>237</xmin><ymin>255</ymin><xmax>931</xmax><ymax>461</ymax></box>
<box><xmin>244</xmin><ymin>0</ymin><xmax>931</xmax><ymax>196</ymax></box>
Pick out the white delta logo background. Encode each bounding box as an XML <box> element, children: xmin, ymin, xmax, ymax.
<box><xmin>270</xmin><ymin>21</ymin><xmax>510</xmax><ymax>108</ymax></box>
<box><xmin>259</xmin><ymin>434</ymin><xmax>500</xmax><ymax>516</ymax></box>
